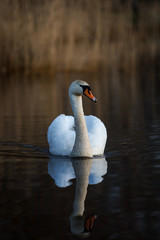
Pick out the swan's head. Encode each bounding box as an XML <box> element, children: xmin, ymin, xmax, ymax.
<box><xmin>69</xmin><ymin>80</ymin><xmax>97</xmax><ymax>102</ymax></box>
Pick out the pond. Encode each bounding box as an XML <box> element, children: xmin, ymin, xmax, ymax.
<box><xmin>0</xmin><ymin>71</ymin><xmax>160</xmax><ymax>239</ymax></box>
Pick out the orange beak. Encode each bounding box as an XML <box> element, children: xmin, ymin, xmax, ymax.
<box><xmin>84</xmin><ymin>89</ymin><xmax>97</xmax><ymax>102</ymax></box>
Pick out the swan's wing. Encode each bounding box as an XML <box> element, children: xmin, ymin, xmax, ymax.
<box><xmin>47</xmin><ymin>114</ymin><xmax>75</xmax><ymax>156</ymax></box>
<box><xmin>85</xmin><ymin>115</ymin><xmax>107</xmax><ymax>155</ymax></box>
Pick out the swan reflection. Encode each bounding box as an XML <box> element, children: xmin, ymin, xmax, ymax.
<box><xmin>48</xmin><ymin>156</ymin><xmax>107</xmax><ymax>236</ymax></box>
<box><xmin>48</xmin><ymin>156</ymin><xmax>107</xmax><ymax>188</ymax></box>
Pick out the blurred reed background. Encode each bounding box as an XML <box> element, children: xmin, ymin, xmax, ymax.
<box><xmin>0</xmin><ymin>0</ymin><xmax>160</xmax><ymax>75</ymax></box>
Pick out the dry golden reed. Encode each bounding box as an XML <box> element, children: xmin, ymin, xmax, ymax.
<box><xmin>0</xmin><ymin>0</ymin><xmax>160</xmax><ymax>75</ymax></box>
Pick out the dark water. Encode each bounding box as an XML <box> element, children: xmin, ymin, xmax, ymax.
<box><xmin>0</xmin><ymin>72</ymin><xmax>160</xmax><ymax>239</ymax></box>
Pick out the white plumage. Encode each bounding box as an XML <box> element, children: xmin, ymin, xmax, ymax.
<box><xmin>47</xmin><ymin>114</ymin><xmax>107</xmax><ymax>156</ymax></box>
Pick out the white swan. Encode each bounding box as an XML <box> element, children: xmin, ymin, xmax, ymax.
<box><xmin>47</xmin><ymin>80</ymin><xmax>107</xmax><ymax>157</ymax></box>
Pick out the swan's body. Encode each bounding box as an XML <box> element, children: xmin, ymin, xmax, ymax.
<box><xmin>47</xmin><ymin>80</ymin><xmax>107</xmax><ymax>157</ymax></box>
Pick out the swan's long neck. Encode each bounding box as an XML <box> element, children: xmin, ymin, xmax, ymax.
<box><xmin>69</xmin><ymin>94</ymin><xmax>92</xmax><ymax>157</ymax></box>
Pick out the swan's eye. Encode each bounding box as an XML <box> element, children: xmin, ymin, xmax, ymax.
<box><xmin>79</xmin><ymin>84</ymin><xmax>91</xmax><ymax>93</ymax></box>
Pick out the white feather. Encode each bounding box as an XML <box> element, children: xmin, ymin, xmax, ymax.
<box><xmin>47</xmin><ymin>114</ymin><xmax>107</xmax><ymax>156</ymax></box>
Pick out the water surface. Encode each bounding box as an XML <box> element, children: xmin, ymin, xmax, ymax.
<box><xmin>0</xmin><ymin>72</ymin><xmax>160</xmax><ymax>239</ymax></box>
